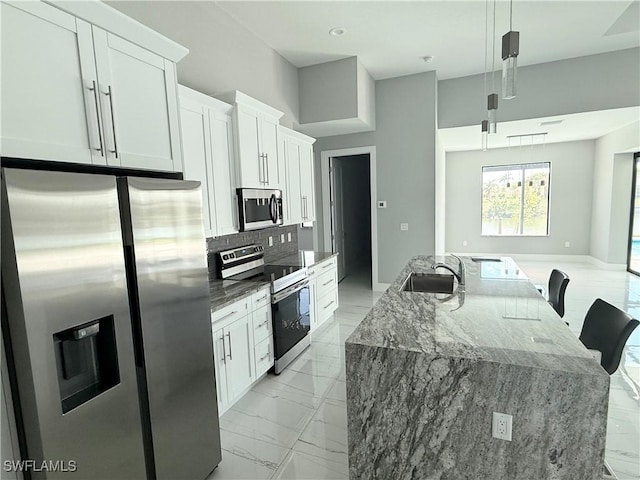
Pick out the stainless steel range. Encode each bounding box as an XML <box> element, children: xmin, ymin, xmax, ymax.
<box><xmin>216</xmin><ymin>245</ymin><xmax>310</xmax><ymax>374</ymax></box>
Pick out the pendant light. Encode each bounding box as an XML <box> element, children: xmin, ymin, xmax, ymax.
<box><xmin>501</xmin><ymin>0</ymin><xmax>519</xmax><ymax>99</ymax></box>
<box><xmin>481</xmin><ymin>120</ymin><xmax>489</xmax><ymax>151</ymax></box>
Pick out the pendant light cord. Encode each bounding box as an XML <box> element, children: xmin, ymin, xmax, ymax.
<box><xmin>510</xmin><ymin>0</ymin><xmax>513</xmax><ymax>30</ymax></box>
<box><xmin>491</xmin><ymin>0</ymin><xmax>496</xmax><ymax>93</ymax></box>
<box><xmin>484</xmin><ymin>0</ymin><xmax>488</xmax><ymax>100</ymax></box>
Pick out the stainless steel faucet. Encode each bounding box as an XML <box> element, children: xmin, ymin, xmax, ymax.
<box><xmin>431</xmin><ymin>254</ymin><xmax>465</xmax><ymax>286</ymax></box>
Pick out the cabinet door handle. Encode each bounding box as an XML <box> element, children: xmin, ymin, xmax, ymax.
<box><xmin>258</xmin><ymin>153</ymin><xmax>264</xmax><ymax>184</ymax></box>
<box><xmin>105</xmin><ymin>85</ymin><xmax>119</xmax><ymax>159</ymax></box>
<box><xmin>324</xmin><ymin>300</ymin><xmax>335</xmax><ymax>309</ymax></box>
<box><xmin>216</xmin><ymin>310</ymin><xmax>237</xmax><ymax>321</ymax></box>
<box><xmin>257</xmin><ymin>294</ymin><xmax>267</xmax><ymax>302</ymax></box>
<box><xmin>322</xmin><ymin>279</ymin><xmax>333</xmax><ymax>286</ymax></box>
<box><xmin>88</xmin><ymin>80</ymin><xmax>104</xmax><ymax>156</ymax></box>
<box><xmin>265</xmin><ymin>153</ymin><xmax>270</xmax><ymax>185</ymax></box>
<box><xmin>258</xmin><ymin>319</ymin><xmax>269</xmax><ymax>328</ymax></box>
<box><xmin>220</xmin><ymin>334</ymin><xmax>227</xmax><ymax>364</ymax></box>
<box><xmin>259</xmin><ymin>349</ymin><xmax>270</xmax><ymax>362</ymax></box>
<box><xmin>226</xmin><ymin>332</ymin><xmax>232</xmax><ymax>360</ymax></box>
<box><xmin>321</xmin><ymin>263</ymin><xmax>333</xmax><ymax>269</ymax></box>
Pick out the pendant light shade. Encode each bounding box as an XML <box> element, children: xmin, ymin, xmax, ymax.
<box><xmin>501</xmin><ymin>30</ymin><xmax>519</xmax><ymax>99</ymax></box>
<box><xmin>487</xmin><ymin>94</ymin><xmax>498</xmax><ymax>134</ymax></box>
<box><xmin>481</xmin><ymin>120</ymin><xmax>489</xmax><ymax>151</ymax></box>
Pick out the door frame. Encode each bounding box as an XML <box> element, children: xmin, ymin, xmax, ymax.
<box><xmin>627</xmin><ymin>152</ymin><xmax>640</xmax><ymax>276</ymax></box>
<box><xmin>320</xmin><ymin>146</ymin><xmax>383</xmax><ymax>290</ymax></box>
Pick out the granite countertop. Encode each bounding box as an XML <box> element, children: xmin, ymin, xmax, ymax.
<box><xmin>346</xmin><ymin>255</ymin><xmax>606</xmax><ymax>376</ymax></box>
<box><xmin>268</xmin><ymin>250</ymin><xmax>337</xmax><ymax>268</ymax></box>
<box><xmin>208</xmin><ymin>277</ymin><xmax>270</xmax><ymax>313</ymax></box>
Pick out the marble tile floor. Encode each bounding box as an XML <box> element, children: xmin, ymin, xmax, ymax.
<box><xmin>208</xmin><ymin>260</ymin><xmax>639</xmax><ymax>480</ymax></box>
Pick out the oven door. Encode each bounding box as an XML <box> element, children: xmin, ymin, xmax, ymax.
<box><xmin>238</xmin><ymin>188</ymin><xmax>283</xmax><ymax>231</ymax></box>
<box><xmin>271</xmin><ymin>280</ymin><xmax>310</xmax><ymax>370</ymax></box>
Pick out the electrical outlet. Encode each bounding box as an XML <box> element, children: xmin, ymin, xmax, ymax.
<box><xmin>377</xmin><ymin>201</ymin><xmax>387</xmax><ymax>209</ymax></box>
<box><xmin>492</xmin><ymin>412</ymin><xmax>513</xmax><ymax>441</ymax></box>
<box><xmin>564</xmin><ymin>241</ymin><xmax>570</xmax><ymax>248</ymax></box>
<box><xmin>400</xmin><ymin>223</ymin><xmax>409</xmax><ymax>231</ymax></box>
<box><xmin>280</xmin><ymin>233</ymin><xmax>285</xmax><ymax>243</ymax></box>
<box><xmin>268</xmin><ymin>236</ymin><xmax>273</xmax><ymax>247</ymax></box>
<box><xmin>287</xmin><ymin>232</ymin><xmax>292</xmax><ymax>242</ymax></box>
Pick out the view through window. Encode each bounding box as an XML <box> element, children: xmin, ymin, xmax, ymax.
<box><xmin>481</xmin><ymin>162</ymin><xmax>550</xmax><ymax>236</ymax></box>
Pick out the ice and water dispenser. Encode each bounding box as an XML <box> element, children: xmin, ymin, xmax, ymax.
<box><xmin>53</xmin><ymin>315</ymin><xmax>120</xmax><ymax>413</ymax></box>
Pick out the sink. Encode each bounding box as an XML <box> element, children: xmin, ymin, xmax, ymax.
<box><xmin>401</xmin><ymin>272</ymin><xmax>455</xmax><ymax>293</ymax></box>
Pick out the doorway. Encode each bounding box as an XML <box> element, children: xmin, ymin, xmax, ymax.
<box><xmin>330</xmin><ymin>154</ymin><xmax>372</xmax><ymax>284</ymax></box>
<box><xmin>320</xmin><ymin>147</ymin><xmax>379</xmax><ymax>290</ymax></box>
<box><xmin>627</xmin><ymin>152</ymin><xmax>640</xmax><ymax>276</ymax></box>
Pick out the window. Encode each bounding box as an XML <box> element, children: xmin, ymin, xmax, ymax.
<box><xmin>481</xmin><ymin>162</ymin><xmax>550</xmax><ymax>236</ymax></box>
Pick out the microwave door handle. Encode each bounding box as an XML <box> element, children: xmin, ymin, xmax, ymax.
<box><xmin>269</xmin><ymin>194</ymin><xmax>277</xmax><ymax>223</ymax></box>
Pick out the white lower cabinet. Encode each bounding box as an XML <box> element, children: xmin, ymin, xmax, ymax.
<box><xmin>309</xmin><ymin>256</ymin><xmax>339</xmax><ymax>332</ymax></box>
<box><xmin>211</xmin><ymin>286</ymin><xmax>273</xmax><ymax>414</ymax></box>
<box><xmin>212</xmin><ymin>297</ymin><xmax>252</xmax><ymax>414</ymax></box>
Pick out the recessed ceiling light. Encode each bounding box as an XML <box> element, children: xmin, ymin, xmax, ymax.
<box><xmin>539</xmin><ymin>119</ymin><xmax>564</xmax><ymax>126</ymax></box>
<box><xmin>329</xmin><ymin>27</ymin><xmax>347</xmax><ymax>36</ymax></box>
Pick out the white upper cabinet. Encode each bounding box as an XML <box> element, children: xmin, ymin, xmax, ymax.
<box><xmin>1</xmin><ymin>2</ymin><xmax>100</xmax><ymax>165</ymax></box>
<box><xmin>220</xmin><ymin>91</ymin><xmax>284</xmax><ymax>190</ymax></box>
<box><xmin>208</xmin><ymin>108</ymin><xmax>238</xmax><ymax>236</ymax></box>
<box><xmin>280</xmin><ymin>126</ymin><xmax>316</xmax><ymax>225</ymax></box>
<box><xmin>179</xmin><ymin>85</ymin><xmax>238</xmax><ymax>238</ymax></box>
<box><xmin>92</xmin><ymin>29</ymin><xmax>182</xmax><ymax>171</ymax></box>
<box><xmin>1</xmin><ymin>1</ymin><xmax>187</xmax><ymax>172</ymax></box>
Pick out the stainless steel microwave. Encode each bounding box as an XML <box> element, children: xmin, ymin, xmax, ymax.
<box><xmin>237</xmin><ymin>188</ymin><xmax>283</xmax><ymax>231</ymax></box>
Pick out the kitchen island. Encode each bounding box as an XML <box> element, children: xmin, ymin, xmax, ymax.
<box><xmin>345</xmin><ymin>256</ymin><xmax>609</xmax><ymax>480</ymax></box>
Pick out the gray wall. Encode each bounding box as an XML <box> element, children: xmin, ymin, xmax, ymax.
<box><xmin>313</xmin><ymin>71</ymin><xmax>437</xmax><ymax>284</ymax></box>
<box><xmin>591</xmin><ymin>121</ymin><xmax>640</xmax><ymax>263</ymax></box>
<box><xmin>438</xmin><ymin>48</ymin><xmax>640</xmax><ymax>129</ymax></box>
<box><xmin>445</xmin><ymin>140</ymin><xmax>595</xmax><ymax>255</ymax></box>
<box><xmin>337</xmin><ymin>155</ymin><xmax>372</xmax><ymax>271</ymax></box>
<box><xmin>107</xmin><ymin>1</ymin><xmax>299</xmax><ymax>127</ymax></box>
<box><xmin>299</xmin><ymin>57</ymin><xmax>358</xmax><ymax>124</ymax></box>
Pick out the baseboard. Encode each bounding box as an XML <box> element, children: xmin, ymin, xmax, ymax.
<box><xmin>447</xmin><ymin>252</ymin><xmax>629</xmax><ymax>270</ymax></box>
<box><xmin>373</xmin><ymin>282</ymin><xmax>390</xmax><ymax>292</ymax></box>
<box><xmin>586</xmin><ymin>256</ymin><xmax>627</xmax><ymax>271</ymax></box>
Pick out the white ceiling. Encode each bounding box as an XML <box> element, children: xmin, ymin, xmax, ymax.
<box><xmin>217</xmin><ymin>0</ymin><xmax>639</xmax><ymax>80</ymax></box>
<box><xmin>439</xmin><ymin>107</ymin><xmax>640</xmax><ymax>151</ymax></box>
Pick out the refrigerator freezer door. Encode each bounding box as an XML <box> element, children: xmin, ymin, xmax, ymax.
<box><xmin>1</xmin><ymin>169</ymin><xmax>146</xmax><ymax>479</ymax></box>
<box><xmin>122</xmin><ymin>177</ymin><xmax>221</xmax><ymax>480</ymax></box>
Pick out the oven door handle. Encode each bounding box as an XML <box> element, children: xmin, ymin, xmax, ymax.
<box><xmin>272</xmin><ymin>280</ymin><xmax>309</xmax><ymax>304</ymax></box>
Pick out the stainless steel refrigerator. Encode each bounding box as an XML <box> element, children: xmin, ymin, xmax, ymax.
<box><xmin>1</xmin><ymin>168</ymin><xmax>221</xmax><ymax>479</ymax></box>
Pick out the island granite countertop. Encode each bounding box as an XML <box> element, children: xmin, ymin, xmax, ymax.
<box><xmin>345</xmin><ymin>255</ymin><xmax>610</xmax><ymax>480</ymax></box>
<box><xmin>346</xmin><ymin>255</ymin><xmax>604</xmax><ymax>375</ymax></box>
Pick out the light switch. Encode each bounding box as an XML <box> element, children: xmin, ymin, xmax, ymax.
<box><xmin>268</xmin><ymin>236</ymin><xmax>273</xmax><ymax>247</ymax></box>
<box><xmin>287</xmin><ymin>232</ymin><xmax>292</xmax><ymax>242</ymax></box>
<box><xmin>377</xmin><ymin>201</ymin><xmax>387</xmax><ymax>209</ymax></box>
<box><xmin>280</xmin><ymin>233</ymin><xmax>285</xmax><ymax>243</ymax></box>
<box><xmin>400</xmin><ymin>223</ymin><xmax>409</xmax><ymax>231</ymax></box>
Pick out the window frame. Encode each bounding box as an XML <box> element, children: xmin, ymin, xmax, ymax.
<box><xmin>480</xmin><ymin>161</ymin><xmax>551</xmax><ymax>237</ymax></box>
